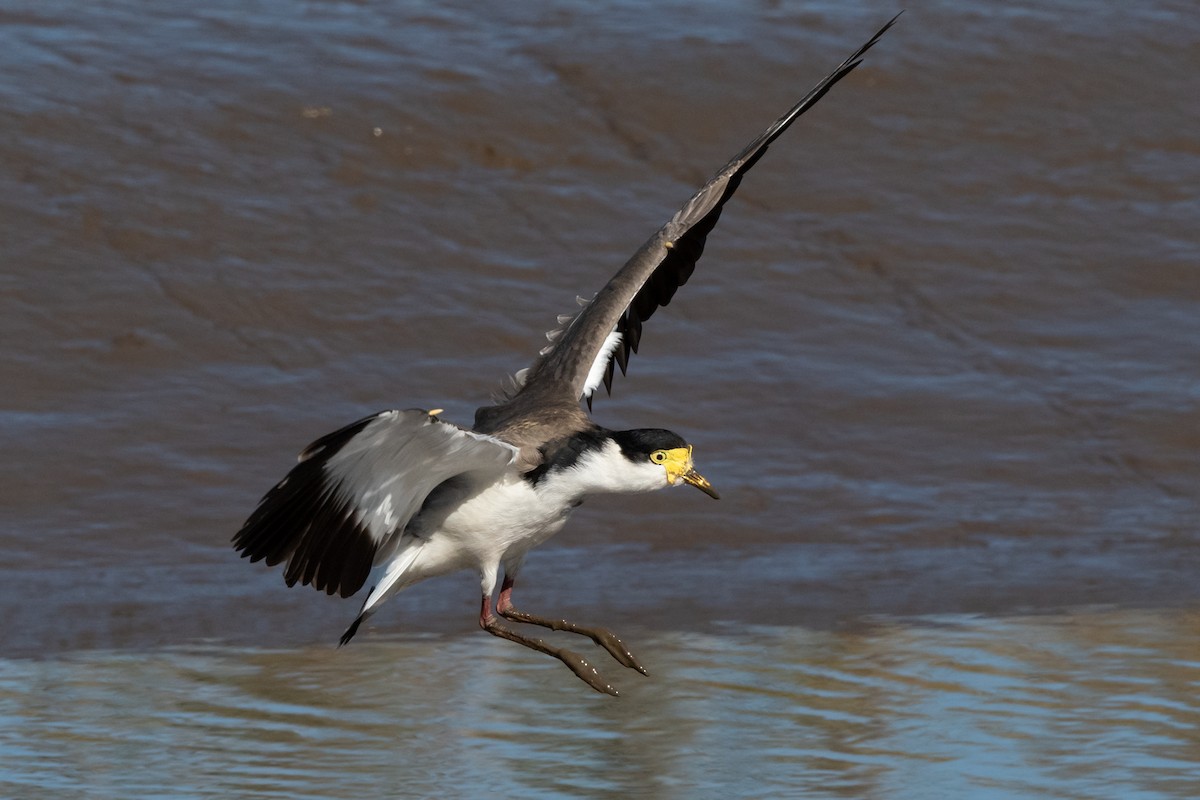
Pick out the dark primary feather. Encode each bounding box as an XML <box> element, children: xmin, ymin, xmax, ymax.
<box><xmin>232</xmin><ymin>415</ymin><xmax>381</xmax><ymax>598</ymax></box>
<box><xmin>233</xmin><ymin>409</ymin><xmax>520</xmax><ymax>598</ymax></box>
<box><xmin>486</xmin><ymin>13</ymin><xmax>900</xmax><ymax>420</ymax></box>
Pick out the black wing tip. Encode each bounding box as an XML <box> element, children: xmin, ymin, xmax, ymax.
<box><xmin>851</xmin><ymin>11</ymin><xmax>903</xmax><ymax>62</ymax></box>
<box><xmin>746</xmin><ymin>11</ymin><xmax>903</xmax><ymax>158</ymax></box>
<box><xmin>876</xmin><ymin>11</ymin><xmax>905</xmax><ymax>38</ymax></box>
<box><xmin>232</xmin><ymin>440</ymin><xmax>378</xmax><ymax>600</ymax></box>
<box><xmin>860</xmin><ymin>11</ymin><xmax>904</xmax><ymax>44</ymax></box>
<box><xmin>338</xmin><ymin>611</ymin><xmax>370</xmax><ymax>647</ymax></box>
<box><xmin>838</xmin><ymin>12</ymin><xmax>902</xmax><ymax>69</ymax></box>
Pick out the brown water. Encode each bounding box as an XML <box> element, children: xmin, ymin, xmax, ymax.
<box><xmin>3</xmin><ymin>1</ymin><xmax>1199</xmax><ymax>796</ymax></box>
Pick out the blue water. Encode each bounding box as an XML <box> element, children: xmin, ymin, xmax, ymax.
<box><xmin>4</xmin><ymin>610</ymin><xmax>1199</xmax><ymax>799</ymax></box>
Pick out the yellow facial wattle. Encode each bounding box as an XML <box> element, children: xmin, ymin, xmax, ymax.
<box><xmin>652</xmin><ymin>445</ymin><xmax>719</xmax><ymax>499</ymax></box>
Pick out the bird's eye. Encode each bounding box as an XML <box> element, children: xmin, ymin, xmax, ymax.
<box><xmin>650</xmin><ymin>450</ymin><xmax>667</xmax><ymax>464</ymax></box>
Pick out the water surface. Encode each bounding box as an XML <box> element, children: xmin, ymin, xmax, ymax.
<box><xmin>5</xmin><ymin>609</ymin><xmax>1200</xmax><ymax>799</ymax></box>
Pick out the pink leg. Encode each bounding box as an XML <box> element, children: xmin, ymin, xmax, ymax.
<box><xmin>495</xmin><ymin>575</ymin><xmax>646</xmax><ymax>675</ymax></box>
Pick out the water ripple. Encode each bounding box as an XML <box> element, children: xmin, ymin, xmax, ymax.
<box><xmin>3</xmin><ymin>608</ymin><xmax>1199</xmax><ymax>798</ymax></box>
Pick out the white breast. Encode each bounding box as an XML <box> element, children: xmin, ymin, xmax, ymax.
<box><xmin>404</xmin><ymin>474</ymin><xmax>575</xmax><ymax>579</ymax></box>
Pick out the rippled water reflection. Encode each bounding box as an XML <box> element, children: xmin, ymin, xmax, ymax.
<box><xmin>5</xmin><ymin>608</ymin><xmax>1198</xmax><ymax>798</ymax></box>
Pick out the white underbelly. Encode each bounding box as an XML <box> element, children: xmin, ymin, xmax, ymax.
<box><xmin>408</xmin><ymin>475</ymin><xmax>575</xmax><ymax>578</ymax></box>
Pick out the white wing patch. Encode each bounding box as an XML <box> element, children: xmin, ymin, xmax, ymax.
<box><xmin>327</xmin><ymin>411</ymin><xmax>519</xmax><ymax>550</ymax></box>
<box><xmin>375</xmin><ymin>492</ymin><xmax>397</xmax><ymax>529</ymax></box>
<box><xmin>581</xmin><ymin>329</ymin><xmax>623</xmax><ymax>401</ymax></box>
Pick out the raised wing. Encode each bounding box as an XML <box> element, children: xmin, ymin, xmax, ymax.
<box><xmin>497</xmin><ymin>14</ymin><xmax>899</xmax><ymax>412</ymax></box>
<box><xmin>232</xmin><ymin>409</ymin><xmax>518</xmax><ymax>598</ymax></box>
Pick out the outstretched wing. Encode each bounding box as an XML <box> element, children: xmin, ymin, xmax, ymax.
<box><xmin>496</xmin><ymin>14</ymin><xmax>899</xmax><ymax>412</ymax></box>
<box><xmin>232</xmin><ymin>409</ymin><xmax>518</xmax><ymax>598</ymax></box>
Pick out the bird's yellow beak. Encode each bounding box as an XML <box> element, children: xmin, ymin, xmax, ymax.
<box><xmin>662</xmin><ymin>446</ymin><xmax>720</xmax><ymax>500</ymax></box>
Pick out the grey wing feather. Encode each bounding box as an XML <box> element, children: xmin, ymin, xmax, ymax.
<box><xmin>232</xmin><ymin>409</ymin><xmax>518</xmax><ymax>598</ymax></box>
<box><xmin>495</xmin><ymin>14</ymin><xmax>900</xmax><ymax>412</ymax></box>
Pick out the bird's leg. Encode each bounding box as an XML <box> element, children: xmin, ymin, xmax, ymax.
<box><xmin>495</xmin><ymin>575</ymin><xmax>647</xmax><ymax>675</ymax></box>
<box><xmin>479</xmin><ymin>594</ymin><xmax>619</xmax><ymax>696</ymax></box>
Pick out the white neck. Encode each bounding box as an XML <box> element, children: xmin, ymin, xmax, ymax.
<box><xmin>536</xmin><ymin>438</ymin><xmax>668</xmax><ymax>505</ymax></box>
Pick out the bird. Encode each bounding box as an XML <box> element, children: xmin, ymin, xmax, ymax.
<box><xmin>232</xmin><ymin>15</ymin><xmax>899</xmax><ymax>695</ymax></box>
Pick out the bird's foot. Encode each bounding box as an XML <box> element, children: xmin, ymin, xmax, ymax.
<box><xmin>497</xmin><ymin>606</ymin><xmax>648</xmax><ymax>676</ymax></box>
<box><xmin>482</xmin><ymin>616</ymin><xmax>619</xmax><ymax>696</ymax></box>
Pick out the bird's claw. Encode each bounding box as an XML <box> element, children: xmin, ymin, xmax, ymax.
<box><xmin>558</xmin><ymin>648</ymin><xmax>620</xmax><ymax>696</ymax></box>
<box><xmin>498</xmin><ymin>606</ymin><xmax>648</xmax><ymax>677</ymax></box>
<box><xmin>589</xmin><ymin>628</ymin><xmax>648</xmax><ymax>676</ymax></box>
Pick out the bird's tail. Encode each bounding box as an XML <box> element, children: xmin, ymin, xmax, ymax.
<box><xmin>338</xmin><ymin>606</ymin><xmax>372</xmax><ymax>646</ymax></box>
<box><xmin>336</xmin><ymin>539</ymin><xmax>427</xmax><ymax>647</ymax></box>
